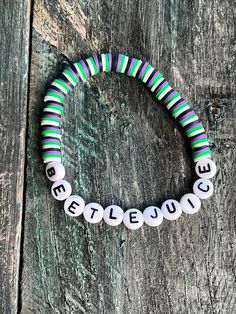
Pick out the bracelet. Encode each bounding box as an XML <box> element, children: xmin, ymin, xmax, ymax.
<box><xmin>41</xmin><ymin>52</ymin><xmax>216</xmax><ymax>230</ymax></box>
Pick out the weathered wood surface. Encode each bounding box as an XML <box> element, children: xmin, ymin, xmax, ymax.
<box><xmin>0</xmin><ymin>0</ymin><xmax>235</xmax><ymax>313</ymax></box>
<box><xmin>0</xmin><ymin>0</ymin><xmax>31</xmax><ymax>313</ymax></box>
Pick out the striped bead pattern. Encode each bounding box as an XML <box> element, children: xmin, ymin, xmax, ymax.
<box><xmin>41</xmin><ymin>52</ymin><xmax>211</xmax><ymax>163</ymax></box>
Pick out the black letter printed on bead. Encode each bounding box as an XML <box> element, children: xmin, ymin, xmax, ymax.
<box><xmin>150</xmin><ymin>207</ymin><xmax>158</xmax><ymax>218</ymax></box>
<box><xmin>129</xmin><ymin>211</ymin><xmax>139</xmax><ymax>223</ymax></box>
<box><xmin>198</xmin><ymin>163</ymin><xmax>211</xmax><ymax>174</ymax></box>
<box><xmin>166</xmin><ymin>202</ymin><xmax>176</xmax><ymax>213</ymax></box>
<box><xmin>90</xmin><ymin>207</ymin><xmax>99</xmax><ymax>219</ymax></box>
<box><xmin>109</xmin><ymin>208</ymin><xmax>117</xmax><ymax>220</ymax></box>
<box><xmin>198</xmin><ymin>182</ymin><xmax>210</xmax><ymax>192</ymax></box>
<box><xmin>47</xmin><ymin>167</ymin><xmax>56</xmax><ymax>177</ymax></box>
<box><xmin>67</xmin><ymin>201</ymin><xmax>80</xmax><ymax>215</ymax></box>
<box><xmin>187</xmin><ymin>198</ymin><xmax>195</xmax><ymax>208</ymax></box>
<box><xmin>53</xmin><ymin>184</ymin><xmax>66</xmax><ymax>196</ymax></box>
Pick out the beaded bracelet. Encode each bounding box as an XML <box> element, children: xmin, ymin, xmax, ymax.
<box><xmin>41</xmin><ymin>52</ymin><xmax>216</xmax><ymax>230</ymax></box>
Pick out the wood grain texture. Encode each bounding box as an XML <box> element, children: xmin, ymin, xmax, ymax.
<box><xmin>1</xmin><ymin>0</ymin><xmax>235</xmax><ymax>313</ymax></box>
<box><xmin>0</xmin><ymin>0</ymin><xmax>31</xmax><ymax>313</ymax></box>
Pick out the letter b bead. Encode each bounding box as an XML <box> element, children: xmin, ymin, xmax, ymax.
<box><xmin>46</xmin><ymin>161</ymin><xmax>65</xmax><ymax>182</ymax></box>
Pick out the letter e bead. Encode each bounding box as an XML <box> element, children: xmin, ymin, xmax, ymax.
<box><xmin>123</xmin><ymin>208</ymin><xmax>144</xmax><ymax>230</ymax></box>
<box><xmin>64</xmin><ymin>195</ymin><xmax>85</xmax><ymax>217</ymax></box>
<box><xmin>51</xmin><ymin>180</ymin><xmax>72</xmax><ymax>201</ymax></box>
<box><xmin>195</xmin><ymin>159</ymin><xmax>216</xmax><ymax>179</ymax></box>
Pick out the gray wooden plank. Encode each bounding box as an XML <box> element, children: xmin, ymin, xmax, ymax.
<box><xmin>0</xmin><ymin>0</ymin><xmax>31</xmax><ymax>313</ymax></box>
<box><xmin>21</xmin><ymin>0</ymin><xmax>236</xmax><ymax>313</ymax></box>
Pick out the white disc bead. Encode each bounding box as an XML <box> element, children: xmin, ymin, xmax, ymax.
<box><xmin>195</xmin><ymin>159</ymin><xmax>217</xmax><ymax>179</ymax></box>
<box><xmin>83</xmin><ymin>202</ymin><xmax>104</xmax><ymax>224</ymax></box>
<box><xmin>64</xmin><ymin>195</ymin><xmax>85</xmax><ymax>217</ymax></box>
<box><xmin>123</xmin><ymin>208</ymin><xmax>144</xmax><ymax>230</ymax></box>
<box><xmin>103</xmin><ymin>205</ymin><xmax>124</xmax><ymax>226</ymax></box>
<box><xmin>46</xmin><ymin>161</ymin><xmax>65</xmax><ymax>182</ymax></box>
<box><xmin>51</xmin><ymin>180</ymin><xmax>72</xmax><ymax>201</ymax></box>
<box><xmin>143</xmin><ymin>206</ymin><xmax>163</xmax><ymax>227</ymax></box>
<box><xmin>193</xmin><ymin>178</ymin><xmax>214</xmax><ymax>199</ymax></box>
<box><xmin>180</xmin><ymin>193</ymin><xmax>201</xmax><ymax>214</ymax></box>
<box><xmin>161</xmin><ymin>199</ymin><xmax>182</xmax><ymax>220</ymax></box>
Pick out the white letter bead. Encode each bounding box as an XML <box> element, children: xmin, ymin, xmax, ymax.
<box><xmin>195</xmin><ymin>159</ymin><xmax>217</xmax><ymax>179</ymax></box>
<box><xmin>193</xmin><ymin>178</ymin><xmax>214</xmax><ymax>199</ymax></box>
<box><xmin>64</xmin><ymin>195</ymin><xmax>85</xmax><ymax>217</ymax></box>
<box><xmin>123</xmin><ymin>208</ymin><xmax>144</xmax><ymax>230</ymax></box>
<box><xmin>103</xmin><ymin>205</ymin><xmax>124</xmax><ymax>226</ymax></box>
<box><xmin>161</xmin><ymin>199</ymin><xmax>182</xmax><ymax>220</ymax></box>
<box><xmin>83</xmin><ymin>202</ymin><xmax>104</xmax><ymax>224</ymax></box>
<box><xmin>180</xmin><ymin>193</ymin><xmax>201</xmax><ymax>214</ymax></box>
<box><xmin>46</xmin><ymin>161</ymin><xmax>65</xmax><ymax>182</ymax></box>
<box><xmin>143</xmin><ymin>206</ymin><xmax>163</xmax><ymax>227</ymax></box>
<box><xmin>51</xmin><ymin>180</ymin><xmax>72</xmax><ymax>201</ymax></box>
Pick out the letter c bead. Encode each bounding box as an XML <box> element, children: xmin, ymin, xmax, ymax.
<box><xmin>193</xmin><ymin>178</ymin><xmax>214</xmax><ymax>199</ymax></box>
<box><xmin>161</xmin><ymin>199</ymin><xmax>182</xmax><ymax>220</ymax></box>
<box><xmin>123</xmin><ymin>208</ymin><xmax>144</xmax><ymax>230</ymax></box>
<box><xmin>103</xmin><ymin>205</ymin><xmax>124</xmax><ymax>226</ymax></box>
<box><xmin>51</xmin><ymin>180</ymin><xmax>72</xmax><ymax>201</ymax></box>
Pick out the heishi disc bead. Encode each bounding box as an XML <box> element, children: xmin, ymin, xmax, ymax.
<box><xmin>123</xmin><ymin>208</ymin><xmax>144</xmax><ymax>230</ymax></box>
<box><xmin>180</xmin><ymin>193</ymin><xmax>201</xmax><ymax>214</ymax></box>
<box><xmin>195</xmin><ymin>159</ymin><xmax>217</xmax><ymax>179</ymax></box>
<box><xmin>161</xmin><ymin>199</ymin><xmax>182</xmax><ymax>220</ymax></box>
<box><xmin>103</xmin><ymin>205</ymin><xmax>124</xmax><ymax>226</ymax></box>
<box><xmin>143</xmin><ymin>206</ymin><xmax>163</xmax><ymax>227</ymax></box>
<box><xmin>64</xmin><ymin>195</ymin><xmax>85</xmax><ymax>217</ymax></box>
<box><xmin>193</xmin><ymin>178</ymin><xmax>214</xmax><ymax>199</ymax></box>
<box><xmin>46</xmin><ymin>161</ymin><xmax>65</xmax><ymax>182</ymax></box>
<box><xmin>51</xmin><ymin>180</ymin><xmax>72</xmax><ymax>201</ymax></box>
<box><xmin>83</xmin><ymin>202</ymin><xmax>104</xmax><ymax>224</ymax></box>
